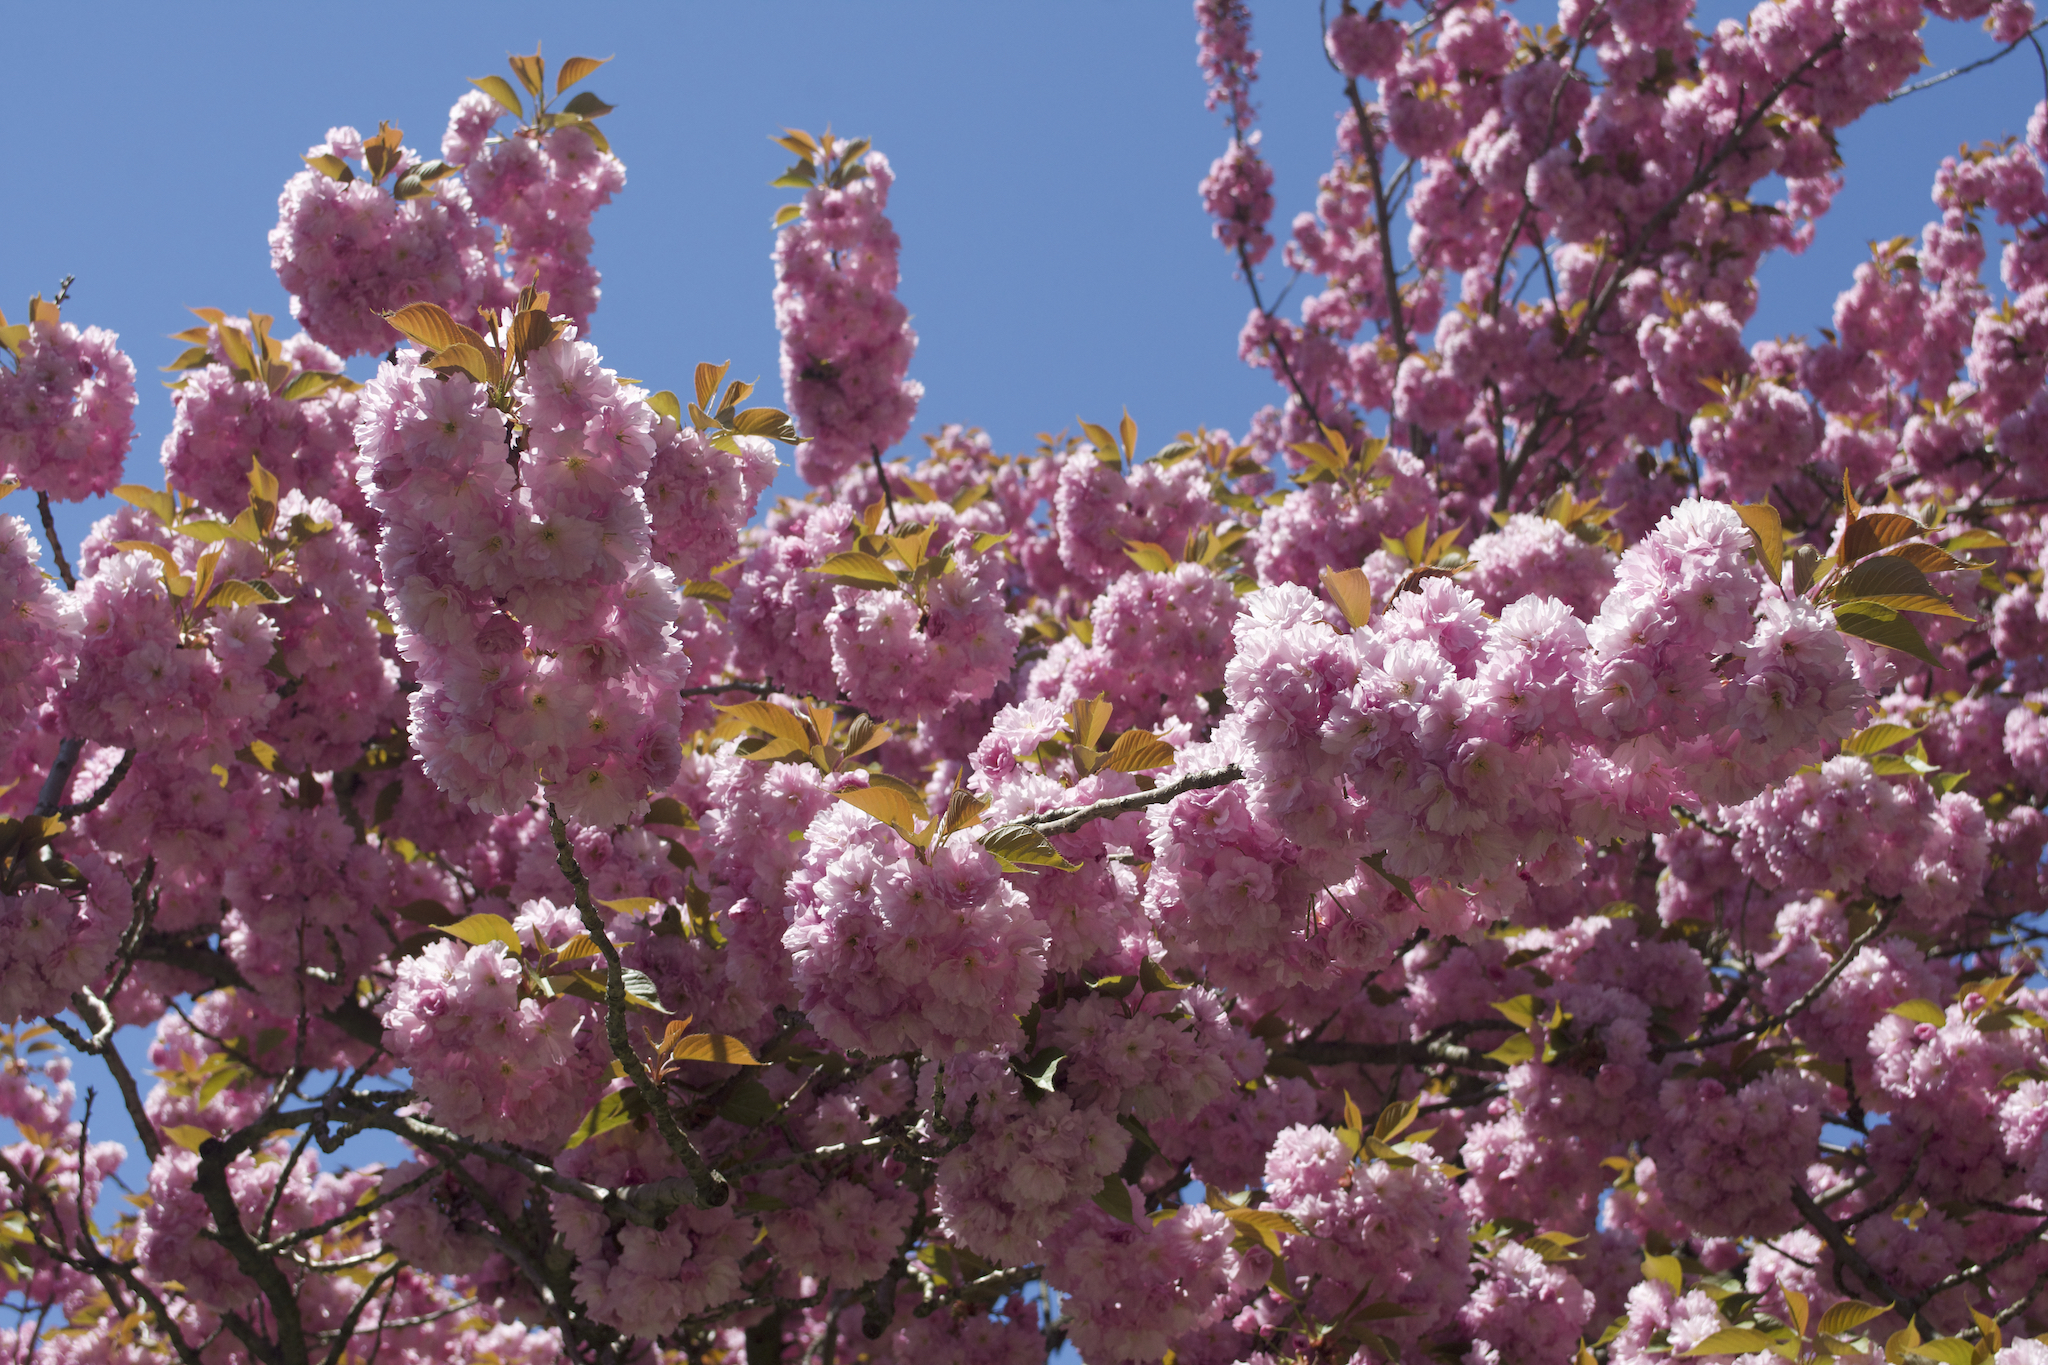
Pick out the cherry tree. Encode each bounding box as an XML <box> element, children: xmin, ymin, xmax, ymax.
<box><xmin>2</xmin><ymin>6</ymin><xmax>2048</xmax><ymax>1361</ymax></box>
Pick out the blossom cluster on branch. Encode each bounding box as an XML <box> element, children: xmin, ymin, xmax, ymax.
<box><xmin>1</xmin><ymin>17</ymin><xmax>2047</xmax><ymax>1365</ymax></box>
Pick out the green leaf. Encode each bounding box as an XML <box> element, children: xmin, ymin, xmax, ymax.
<box><xmin>1491</xmin><ymin>995</ymin><xmax>1537</xmax><ymax>1030</ymax></box>
<box><xmin>112</xmin><ymin>484</ymin><xmax>177</xmax><ymax>526</ymax></box>
<box><xmin>1484</xmin><ymin>1034</ymin><xmax>1536</xmax><ymax>1066</ymax></box>
<box><xmin>972</xmin><ymin>531</ymin><xmax>1011</xmax><ymax>555</ymax></box>
<box><xmin>1223</xmin><ymin>1206</ymin><xmax>1299</xmax><ymax>1255</ymax></box>
<box><xmin>811</xmin><ymin>551</ymin><xmax>900</xmax><ymax>590</ymax></box>
<box><xmin>979</xmin><ymin>824</ymin><xmax>1082</xmax><ymax>874</ymax></box>
<box><xmin>440</xmin><ymin>913</ymin><xmax>523</xmax><ymax>956</ymax></box>
<box><xmin>597</xmin><ymin>897</ymin><xmax>660</xmax><ymax>916</ymax></box>
<box><xmin>1844</xmin><ymin>723</ymin><xmax>1918</xmax><ymax>755</ymax></box>
<box><xmin>469</xmin><ymin>75</ymin><xmax>523</xmax><ymax>117</ymax></box>
<box><xmin>1836</xmin><ymin>554</ymin><xmax>1973</xmax><ymax>619</ymax></box>
<box><xmin>562</xmin><ymin>89</ymin><xmax>615</xmax><ymax>117</ymax></box>
<box><xmin>277</xmin><ymin>370</ymin><xmax>347</xmax><ymax>402</ymax></box>
<box><xmin>1360</xmin><ymin>851</ymin><xmax>1419</xmax><ymax>906</ymax></box>
<box><xmin>564</xmin><ymin>1088</ymin><xmax>642</xmax><ymax>1148</ymax></box>
<box><xmin>1139</xmin><ymin>958</ymin><xmax>1188</xmax><ymax>993</ymax></box>
<box><xmin>647</xmin><ymin>390</ymin><xmax>683</xmax><ymax>428</ymax></box>
<box><xmin>1681</xmin><ymin>1328</ymin><xmax>1778</xmax><ymax>1356</ymax></box>
<box><xmin>1093</xmin><ymin>1176</ymin><xmax>1135</xmax><ymax>1223</ymax></box>
<box><xmin>1905</xmin><ymin>1340</ymin><xmax>1977</xmax><ymax>1365</ymax></box>
<box><xmin>1816</xmin><ymin>1301</ymin><xmax>1892</xmax><ymax>1337</ymax></box>
<box><xmin>772</xmin><ymin>203</ymin><xmax>803</xmax><ymax>228</ymax></box>
<box><xmin>1889</xmin><ymin>999</ymin><xmax>1947</xmax><ymax>1027</ymax></box>
<box><xmin>209</xmin><ymin>579</ymin><xmax>287</xmax><ymax>609</ymax></box>
<box><xmin>718</xmin><ymin>1077</ymin><xmax>778</xmax><ymax>1126</ymax></box>
<box><xmin>1121</xmin><ymin>539</ymin><xmax>1176</xmax><ymax>573</ymax></box>
<box><xmin>1834</xmin><ymin>605</ymin><xmax>1941</xmax><ymax>667</ymax></box>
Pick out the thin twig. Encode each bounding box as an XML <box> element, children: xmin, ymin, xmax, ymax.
<box><xmin>1791</xmin><ymin>1181</ymin><xmax>1908</xmax><ymax>1309</ymax></box>
<box><xmin>35</xmin><ymin>491</ymin><xmax>75</xmax><ymax>591</ymax></box>
<box><xmin>871</xmin><ymin>444</ymin><xmax>899</xmax><ymax>527</ymax></box>
<box><xmin>548</xmin><ymin>800</ymin><xmax>727</xmax><ymax>1209</ymax></box>
<box><xmin>1886</xmin><ymin>20</ymin><xmax>2048</xmax><ymax>100</ymax></box>
<box><xmin>1659</xmin><ymin>908</ymin><xmax>1895</xmax><ymax>1056</ymax></box>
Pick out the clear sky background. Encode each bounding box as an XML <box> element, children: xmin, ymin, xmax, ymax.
<box><xmin>3</xmin><ymin>1</ymin><xmax>2042</xmax><ymax>557</ymax></box>
<box><xmin>0</xmin><ymin>0</ymin><xmax>2041</xmax><ymax>1303</ymax></box>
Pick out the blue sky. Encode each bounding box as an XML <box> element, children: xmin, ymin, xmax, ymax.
<box><xmin>3</xmin><ymin>1</ymin><xmax>2041</xmax><ymax>556</ymax></box>
<box><xmin>0</xmin><ymin>0</ymin><xmax>2042</xmax><ymax>1318</ymax></box>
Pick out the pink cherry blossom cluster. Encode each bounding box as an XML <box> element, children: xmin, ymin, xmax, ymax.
<box><xmin>270</xmin><ymin>126</ymin><xmax>509</xmax><ymax>358</ymax></box>
<box><xmin>774</xmin><ymin>150</ymin><xmax>923</xmax><ymax>485</ymax></box>
<box><xmin>0</xmin><ymin>311</ymin><xmax>136</xmax><ymax>502</ymax></box>
<box><xmin>444</xmin><ymin>91</ymin><xmax>625</xmax><ymax>331</ymax></box>
<box><xmin>355</xmin><ymin>330</ymin><xmax>698</xmax><ymax>825</ymax></box>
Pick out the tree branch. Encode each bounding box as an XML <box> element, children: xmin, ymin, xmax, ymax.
<box><xmin>548</xmin><ymin>800</ymin><xmax>727</xmax><ymax>1209</ymax></box>
<box><xmin>1011</xmin><ymin>764</ymin><xmax>1244</xmax><ymax>838</ymax></box>
<box><xmin>1660</xmin><ymin>908</ymin><xmax>1894</xmax><ymax>1056</ymax></box>
<box><xmin>1790</xmin><ymin>1181</ymin><xmax>1908</xmax><ymax>1310</ymax></box>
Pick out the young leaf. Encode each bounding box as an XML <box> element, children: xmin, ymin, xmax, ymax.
<box><xmin>1839</xmin><ymin>511</ymin><xmax>1921</xmax><ymax>566</ymax></box>
<box><xmin>812</xmin><ymin>551</ymin><xmax>900</xmax><ymax>590</ymax></box>
<box><xmin>1681</xmin><ymin>1328</ymin><xmax>1777</xmax><ymax>1356</ymax></box>
<box><xmin>838</xmin><ymin>785</ymin><xmax>926</xmax><ymax>842</ymax></box>
<box><xmin>1888</xmin><ymin>999</ymin><xmax>1947</xmax><ymax>1027</ymax></box>
<box><xmin>1642</xmin><ymin>1254</ymin><xmax>1684</xmax><ymax>1295</ymax></box>
<box><xmin>508</xmin><ymin>48</ymin><xmax>546</xmax><ymax>97</ymax></box>
<box><xmin>1103</xmin><ymin>729</ymin><xmax>1177</xmax><ymax>773</ymax></box>
<box><xmin>113</xmin><ymin>485</ymin><xmax>177</xmax><ymax>525</ymax></box>
<box><xmin>1093</xmin><ymin>1175</ymin><xmax>1136</xmax><ymax>1224</ymax></box>
<box><xmin>1834</xmin><ymin>606</ymin><xmax>1940</xmax><ymax>667</ymax></box>
<box><xmin>716</xmin><ymin>701</ymin><xmax>811</xmax><ymax>750</ymax></box>
<box><xmin>384</xmin><ymin>302</ymin><xmax>472</xmax><ymax>354</ymax></box>
<box><xmin>1080</xmin><ymin>420</ymin><xmax>1121</xmax><ymax>462</ymax></box>
<box><xmin>665</xmin><ymin>1034</ymin><xmax>763</xmax><ymax>1065</ymax></box>
<box><xmin>1223</xmin><ymin>1207</ymin><xmax>1299</xmax><ymax>1256</ymax></box>
<box><xmin>556</xmin><ymin>54</ymin><xmax>610</xmax><ymax>93</ymax></box>
<box><xmin>646</xmin><ymin>390</ymin><xmax>684</xmax><ymax>428</ymax></box>
<box><xmin>694</xmin><ymin>360</ymin><xmax>730</xmax><ymax>409</ymax></box>
<box><xmin>1121</xmin><ymin>539</ymin><xmax>1177</xmax><ymax>573</ymax></box>
<box><xmin>979</xmin><ymin>824</ymin><xmax>1082</xmax><ymax>874</ymax></box>
<box><xmin>564</xmin><ymin>1089</ymin><xmax>641</xmax><ymax>1149</ymax></box>
<box><xmin>1844</xmin><ymin>723</ymin><xmax>1918</xmax><ymax>755</ymax></box>
<box><xmin>1322</xmin><ymin>566</ymin><xmax>1373</xmax><ymax>628</ymax></box>
<box><xmin>1068</xmin><ymin>697</ymin><xmax>1114</xmax><ymax>750</ymax></box>
<box><xmin>439</xmin><ymin>913</ymin><xmax>524</xmax><ymax>956</ymax></box>
<box><xmin>1491</xmin><ymin>995</ymin><xmax>1537</xmax><ymax>1030</ymax></box>
<box><xmin>1835</xmin><ymin>555</ymin><xmax>1972</xmax><ymax>619</ymax></box>
<box><xmin>1815</xmin><ymin>1301</ymin><xmax>1891</xmax><ymax>1337</ymax></box>
<box><xmin>1484</xmin><ymin>1034</ymin><xmax>1536</xmax><ymax>1065</ymax></box>
<box><xmin>1733</xmin><ymin>502</ymin><xmax>1784</xmax><ymax>583</ymax></box>
<box><xmin>470</xmin><ymin>75</ymin><xmax>523</xmax><ymax>117</ymax></box>
<box><xmin>1781</xmin><ymin>1286</ymin><xmax>1809</xmax><ymax>1337</ymax></box>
